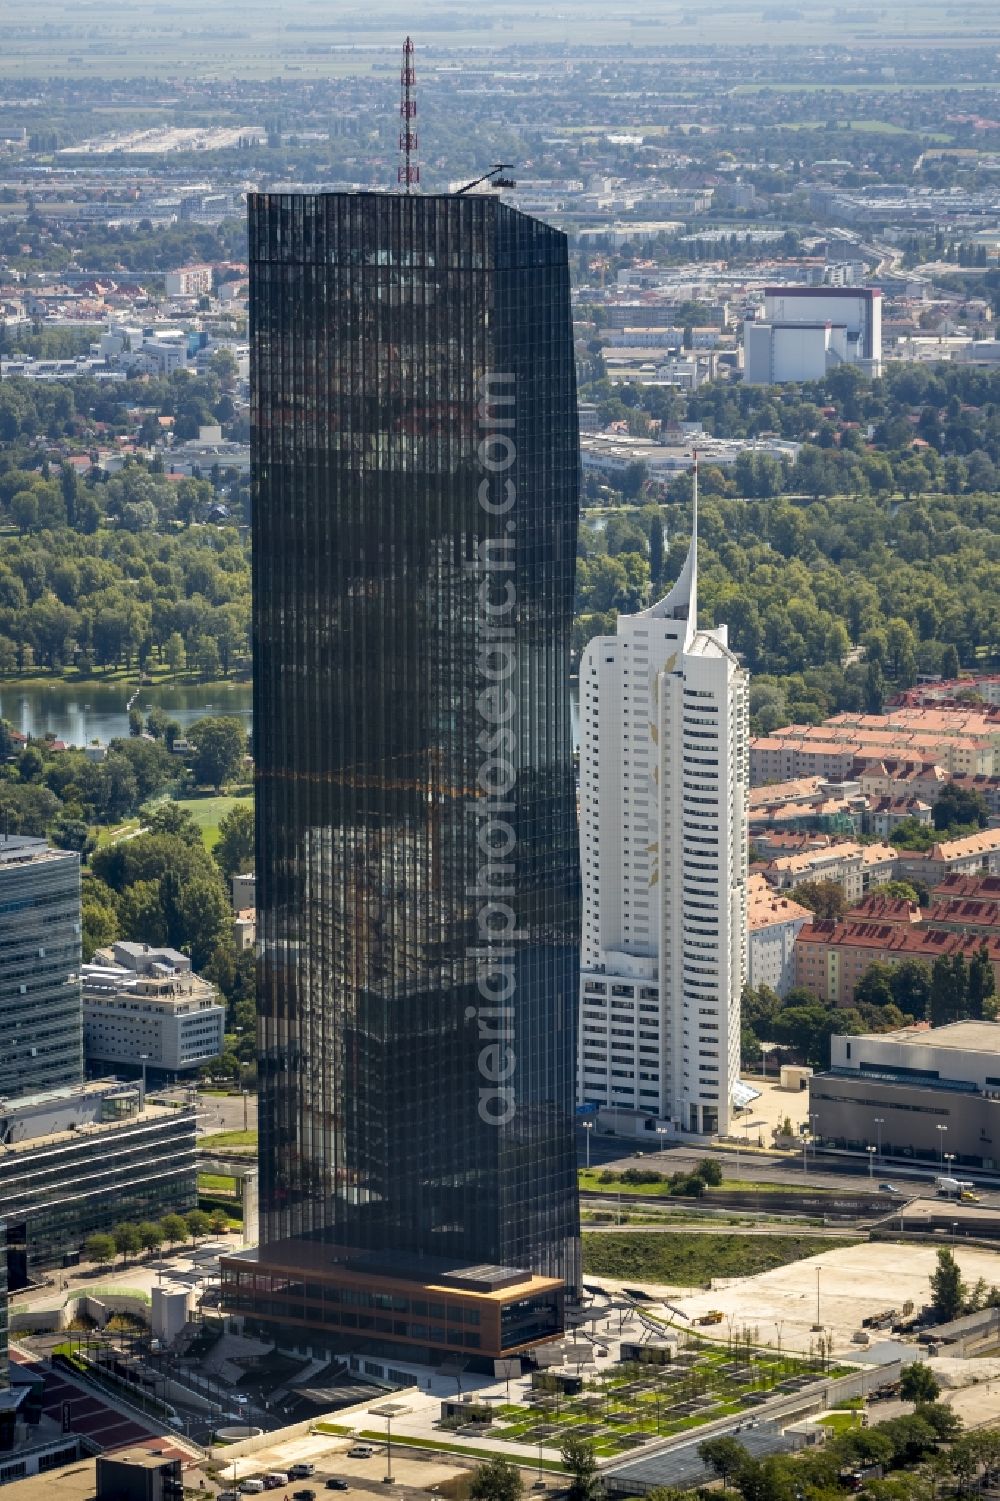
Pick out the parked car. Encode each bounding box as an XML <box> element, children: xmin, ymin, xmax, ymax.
<box><xmin>293</xmin><ymin>1490</ymin><xmax>316</xmax><ymax>1501</ymax></box>
<box><xmin>289</xmin><ymin>1468</ymin><xmax>315</xmax><ymax>1481</ymax></box>
<box><xmin>326</xmin><ymin>1482</ymin><xmax>349</xmax><ymax>1492</ymax></box>
<box><xmin>347</xmin><ymin>1447</ymin><xmax>374</xmax><ymax>1459</ymax></box>
<box><xmin>878</xmin><ymin>1183</ymin><xmax>900</xmax><ymax>1194</ymax></box>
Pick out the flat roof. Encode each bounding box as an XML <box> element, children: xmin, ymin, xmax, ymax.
<box><xmin>223</xmin><ymin>1239</ymin><xmax>562</xmax><ymax>1300</ymax></box>
<box><xmin>1</xmin><ymin>1099</ymin><xmax>194</xmax><ymax>1155</ymax></box>
<box><xmin>0</xmin><ymin>835</ymin><xmax>76</xmax><ymax>867</ymax></box>
<box><xmin>98</xmin><ymin>1448</ymin><xmax>180</xmax><ymax>1470</ymax></box>
<box><xmin>0</xmin><ymin>1461</ymin><xmax>96</xmax><ymax>1501</ymax></box>
<box><xmin>867</xmin><ymin>1021</ymin><xmax>1000</xmax><ymax>1053</ymax></box>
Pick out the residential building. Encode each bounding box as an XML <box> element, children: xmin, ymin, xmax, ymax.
<box><xmin>856</xmin><ymin>760</ymin><xmax>950</xmax><ymax>806</ymax></box>
<box><xmin>924</xmin><ymin>873</ymin><xmax>1000</xmax><ymax>932</ymax></box>
<box><xmin>0</xmin><ymin>836</ymin><xmax>83</xmax><ymax>1101</ymax></box>
<box><xmin>237</xmin><ymin>190</ymin><xmax>580</xmax><ymax>1364</ymax></box>
<box><xmin>163</xmin><ymin>264</ymin><xmax>213</xmax><ymax>298</ymax></box>
<box><xmin>744</xmin><ymin>286</ymin><xmax>882</xmax><ymax>384</ymax></box>
<box><xmin>810</xmin><ymin>1021</ymin><xmax>1000</xmax><ymax>1169</ymax></box>
<box><xmin>895</xmin><ymin>828</ymin><xmax>1000</xmax><ymax>887</ymax></box>
<box><xmin>747</xmin><ymin>875</ymin><xmax>813</xmax><ymax>998</ymax></box>
<box><xmin>751</xmin><ymin>707</ymin><xmax>1000</xmax><ymax>785</ymax></box>
<box><xmin>233</xmin><ymin>910</ymin><xmax>256</xmax><ymax>953</ymax></box>
<box><xmin>82</xmin><ymin>943</ymin><xmax>223</xmax><ymax>1075</ymax></box>
<box><xmin>231</xmin><ymin>873</ymin><xmax>255</xmax><ymax>912</ymax></box>
<box><xmin>866</xmin><ymin>796</ymin><xmax>932</xmax><ymax>839</ymax></box>
<box><xmin>578</xmin><ymin>471</ymin><xmax>750</xmax><ymax>1137</ymax></box>
<box><xmin>794</xmin><ymin>913</ymin><xmax>1000</xmax><ymax>1008</ymax></box>
<box><xmin>763</xmin><ymin>839</ymin><xmax>897</xmax><ymax>904</ymax></box>
<box><xmin>0</xmin><ymin>1081</ymin><xmax>196</xmax><ymax>1282</ymax></box>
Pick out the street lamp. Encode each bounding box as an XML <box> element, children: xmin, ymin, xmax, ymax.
<box><xmin>655</xmin><ymin>1125</ymin><xmax>670</xmax><ymax>1154</ymax></box>
<box><xmin>814</xmin><ymin>1266</ymin><xmax>823</xmax><ymax>1332</ymax></box>
<box><xmin>139</xmin><ymin>1052</ymin><xmax>150</xmax><ymax>1107</ymax></box>
<box><xmin>936</xmin><ymin>1124</ymin><xmax>948</xmax><ymax>1165</ymax></box>
<box><xmin>866</xmin><ymin>1145</ymin><xmax>876</xmax><ymax>1182</ymax></box>
<box><xmin>874</xmin><ymin>1117</ymin><xmax>884</xmax><ymax>1162</ymax></box>
<box><xmin>383</xmin><ymin>1412</ymin><xmax>393</xmax><ymax>1484</ymax></box>
<box><xmin>582</xmin><ymin>1120</ymin><xmax>594</xmax><ymax>1170</ymax></box>
<box><xmin>944</xmin><ymin>1152</ymin><xmax>955</xmax><ymax>1175</ymax></box>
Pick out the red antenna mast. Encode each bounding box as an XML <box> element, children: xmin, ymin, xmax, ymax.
<box><xmin>398</xmin><ymin>36</ymin><xmax>419</xmax><ymax>191</ymax></box>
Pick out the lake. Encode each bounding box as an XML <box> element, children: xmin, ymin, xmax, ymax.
<box><xmin>0</xmin><ymin>681</ymin><xmax>253</xmax><ymax>747</ymax></box>
<box><xmin>2</xmin><ymin>679</ymin><xmax>579</xmax><ymax>753</ymax></box>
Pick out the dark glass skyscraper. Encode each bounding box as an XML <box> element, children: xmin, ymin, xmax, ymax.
<box><xmin>249</xmin><ymin>192</ymin><xmax>580</xmax><ymax>1313</ymax></box>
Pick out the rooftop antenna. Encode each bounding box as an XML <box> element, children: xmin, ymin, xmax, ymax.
<box><xmin>398</xmin><ymin>37</ymin><xmax>419</xmax><ymax>192</ymax></box>
<box><xmin>456</xmin><ymin>163</ymin><xmax>517</xmax><ymax>195</ymax></box>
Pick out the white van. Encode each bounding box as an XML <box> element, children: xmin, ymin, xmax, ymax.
<box><xmin>242</xmin><ymin>1483</ymin><xmax>265</xmax><ymax>1495</ymax></box>
<box><xmin>264</xmin><ymin>1477</ymin><xmax>289</xmax><ymax>1491</ymax></box>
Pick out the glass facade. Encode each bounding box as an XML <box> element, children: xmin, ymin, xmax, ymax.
<box><xmin>221</xmin><ymin>1252</ymin><xmax>563</xmax><ymax>1362</ymax></box>
<box><xmin>0</xmin><ymin>838</ymin><xmax>82</xmax><ymax>1098</ymax></box>
<box><xmin>251</xmin><ymin>191</ymin><xmax>580</xmax><ymax>1290</ymax></box>
<box><xmin>0</xmin><ymin>1107</ymin><xmax>197</xmax><ymax>1278</ymax></box>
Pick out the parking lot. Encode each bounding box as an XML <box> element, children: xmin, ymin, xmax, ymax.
<box><xmin>219</xmin><ymin>1435</ymin><xmax>464</xmax><ymax>1493</ymax></box>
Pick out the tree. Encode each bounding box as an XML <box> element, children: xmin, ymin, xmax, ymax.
<box><xmin>469</xmin><ymin>1458</ymin><xmax>523</xmax><ymax>1501</ymax></box>
<box><xmin>967</xmin><ymin>947</ymin><xmax>996</xmax><ymax>1021</ymax></box>
<box><xmin>187</xmin><ymin>716</ymin><xmax>246</xmax><ymax>790</ymax></box>
<box><xmin>933</xmin><ymin>784</ymin><xmax>989</xmax><ymax>832</ymax></box>
<box><xmin>694</xmin><ymin>1157</ymin><xmax>723</xmax><ymax>1186</ymax></box>
<box><xmin>791</xmin><ymin>880</ymin><xmax>847</xmax><ymax>920</ymax></box>
<box><xmin>84</xmin><ymin>1232</ymin><xmax>116</xmax><ymax>1265</ymax></box>
<box><xmin>930</xmin><ymin>1248</ymin><xmax>967</xmax><ymax>1322</ymax></box>
<box><xmin>214</xmin><ymin>802</ymin><xmax>254</xmax><ymax>882</ymax></box>
<box><xmin>184</xmin><ymin>1208</ymin><xmax>212</xmax><ymax>1242</ymax></box>
<box><xmin>930</xmin><ymin>953</ymin><xmax>966</xmax><ymax>1027</ymax></box>
<box><xmin>900</xmin><ymin>1362</ymin><xmax>942</xmax><ymax>1403</ymax></box>
<box><xmin>113</xmin><ymin>1221</ymin><xmax>142</xmax><ymax>1264</ymax></box>
<box><xmin>209</xmin><ymin>1209</ymin><xmax>231</xmax><ymax>1235</ymax></box>
<box><xmin>698</xmin><ymin>1436</ymin><xmax>748</xmax><ymax>1487</ymax></box>
<box><xmin>560</xmin><ymin>1435</ymin><xmax>602</xmax><ymax>1501</ymax></box>
<box><xmin>138</xmin><ymin>1220</ymin><xmax>165</xmax><ymax>1256</ymax></box>
<box><xmin>160</xmin><ymin>1212</ymin><xmax>188</xmax><ymax>1248</ymax></box>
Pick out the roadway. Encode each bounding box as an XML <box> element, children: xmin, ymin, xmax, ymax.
<box><xmin>575</xmin><ymin>1126</ymin><xmax>1000</xmax><ymax>1208</ymax></box>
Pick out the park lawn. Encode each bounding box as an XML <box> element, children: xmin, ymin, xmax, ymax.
<box><xmin>198</xmin><ymin>1172</ymin><xmax>238</xmax><ymax>1195</ymax></box>
<box><xmin>172</xmin><ymin>792</ymin><xmax>252</xmax><ymax>849</ymax></box>
<box><xmin>582</xmin><ymin>1232</ymin><xmax>859</xmax><ymax>1287</ymax></box>
<box><xmin>200</xmin><ymin>1129</ymin><xmax>258</xmax><ymax>1155</ymax></box>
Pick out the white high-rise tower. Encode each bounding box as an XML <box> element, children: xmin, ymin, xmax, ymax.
<box><xmin>577</xmin><ymin>471</ymin><xmax>749</xmax><ymax>1136</ymax></box>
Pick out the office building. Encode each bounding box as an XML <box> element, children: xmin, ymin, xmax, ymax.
<box><xmin>810</xmin><ymin>1021</ymin><xmax>1000</xmax><ymax>1169</ymax></box>
<box><xmin>577</xmin><ymin>475</ymin><xmax>749</xmax><ymax>1136</ymax></box>
<box><xmin>83</xmin><ymin>943</ymin><xmax>224</xmax><ymax>1074</ymax></box>
<box><xmin>0</xmin><ymin>1082</ymin><xmax>196</xmax><ymax>1283</ymax></box>
<box><xmin>0</xmin><ymin>837</ymin><xmax>82</xmax><ymax>1101</ymax></box>
<box><xmin>235</xmin><ymin>190</ymin><xmax>580</xmax><ymax>1362</ymax></box>
<box><xmin>744</xmin><ymin>286</ymin><xmax>882</xmax><ymax>384</ymax></box>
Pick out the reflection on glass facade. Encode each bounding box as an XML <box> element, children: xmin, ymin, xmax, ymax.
<box><xmin>0</xmin><ymin>837</ymin><xmax>82</xmax><ymax>1099</ymax></box>
<box><xmin>251</xmin><ymin>191</ymin><xmax>580</xmax><ymax>1290</ymax></box>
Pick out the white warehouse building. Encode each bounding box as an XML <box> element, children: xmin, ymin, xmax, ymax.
<box><xmin>744</xmin><ymin>286</ymin><xmax>882</xmax><ymax>385</ymax></box>
<box><xmin>577</xmin><ymin>471</ymin><xmax>750</xmax><ymax>1137</ymax></box>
